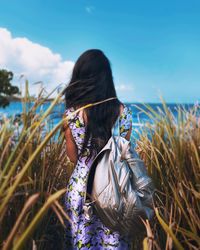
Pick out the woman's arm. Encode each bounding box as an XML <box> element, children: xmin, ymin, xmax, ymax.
<box><xmin>125</xmin><ymin>124</ymin><xmax>132</xmax><ymax>141</ymax></box>
<box><xmin>64</xmin><ymin>126</ymin><xmax>78</xmax><ymax>165</ymax></box>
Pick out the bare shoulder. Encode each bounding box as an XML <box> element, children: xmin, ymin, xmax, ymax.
<box><xmin>77</xmin><ymin>109</ymin><xmax>88</xmax><ymax>125</ymax></box>
<box><xmin>119</xmin><ymin>103</ymin><xmax>125</xmax><ymax>116</ymax></box>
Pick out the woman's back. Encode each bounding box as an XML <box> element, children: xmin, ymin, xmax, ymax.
<box><xmin>65</xmin><ymin>104</ymin><xmax>132</xmax><ymax>158</ymax></box>
<box><xmin>64</xmin><ymin>103</ymin><xmax>132</xmax><ymax>249</ymax></box>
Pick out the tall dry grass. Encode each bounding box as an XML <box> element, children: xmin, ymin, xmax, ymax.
<box><xmin>134</xmin><ymin>102</ymin><xmax>200</xmax><ymax>250</ymax></box>
<box><xmin>0</xmin><ymin>81</ymin><xmax>71</xmax><ymax>250</ymax></box>
<box><xmin>1</xmin><ymin>81</ymin><xmax>199</xmax><ymax>250</ymax></box>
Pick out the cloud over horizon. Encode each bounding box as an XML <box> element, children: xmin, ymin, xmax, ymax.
<box><xmin>0</xmin><ymin>27</ymin><xmax>74</xmax><ymax>96</ymax></box>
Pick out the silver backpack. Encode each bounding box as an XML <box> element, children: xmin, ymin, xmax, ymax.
<box><xmin>83</xmin><ymin>118</ymin><xmax>155</xmax><ymax>238</ymax></box>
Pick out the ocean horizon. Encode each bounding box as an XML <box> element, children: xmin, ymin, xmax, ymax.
<box><xmin>0</xmin><ymin>101</ymin><xmax>197</xmax><ymax>134</ymax></box>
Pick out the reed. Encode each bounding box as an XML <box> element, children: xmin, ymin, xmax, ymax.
<box><xmin>1</xmin><ymin>83</ymin><xmax>199</xmax><ymax>250</ymax></box>
<box><xmin>134</xmin><ymin>101</ymin><xmax>200</xmax><ymax>250</ymax></box>
<box><xmin>0</xmin><ymin>81</ymin><xmax>70</xmax><ymax>250</ymax></box>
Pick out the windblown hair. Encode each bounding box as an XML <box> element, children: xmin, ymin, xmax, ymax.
<box><xmin>64</xmin><ymin>49</ymin><xmax>121</xmax><ymax>161</ymax></box>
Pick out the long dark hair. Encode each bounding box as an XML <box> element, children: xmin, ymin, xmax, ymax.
<box><xmin>64</xmin><ymin>49</ymin><xmax>121</xmax><ymax>161</ymax></box>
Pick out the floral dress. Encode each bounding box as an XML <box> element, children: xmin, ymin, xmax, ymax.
<box><xmin>64</xmin><ymin>104</ymin><xmax>133</xmax><ymax>250</ymax></box>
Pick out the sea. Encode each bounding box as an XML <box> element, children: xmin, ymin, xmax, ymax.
<box><xmin>0</xmin><ymin>101</ymin><xmax>198</xmax><ymax>140</ymax></box>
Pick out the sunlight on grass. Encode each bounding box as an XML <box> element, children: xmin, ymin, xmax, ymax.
<box><xmin>0</xmin><ymin>82</ymin><xmax>199</xmax><ymax>249</ymax></box>
<box><xmin>134</xmin><ymin>102</ymin><xmax>200</xmax><ymax>250</ymax></box>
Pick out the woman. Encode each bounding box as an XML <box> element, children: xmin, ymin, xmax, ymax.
<box><xmin>63</xmin><ymin>49</ymin><xmax>132</xmax><ymax>249</ymax></box>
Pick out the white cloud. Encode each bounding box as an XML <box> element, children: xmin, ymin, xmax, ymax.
<box><xmin>115</xmin><ymin>84</ymin><xmax>134</xmax><ymax>91</ymax></box>
<box><xmin>85</xmin><ymin>6</ymin><xmax>95</xmax><ymax>14</ymax></box>
<box><xmin>0</xmin><ymin>27</ymin><xmax>74</xmax><ymax>96</ymax></box>
<box><xmin>115</xmin><ymin>84</ymin><xmax>136</xmax><ymax>102</ymax></box>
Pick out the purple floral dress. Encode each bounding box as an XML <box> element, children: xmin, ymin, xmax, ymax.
<box><xmin>64</xmin><ymin>105</ymin><xmax>133</xmax><ymax>250</ymax></box>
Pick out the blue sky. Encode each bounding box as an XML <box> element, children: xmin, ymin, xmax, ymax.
<box><xmin>0</xmin><ymin>0</ymin><xmax>200</xmax><ymax>103</ymax></box>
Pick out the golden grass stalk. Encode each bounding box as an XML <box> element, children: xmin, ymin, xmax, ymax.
<box><xmin>2</xmin><ymin>193</ymin><xmax>40</xmax><ymax>250</ymax></box>
<box><xmin>155</xmin><ymin>208</ymin><xmax>184</xmax><ymax>250</ymax></box>
<box><xmin>134</xmin><ymin>102</ymin><xmax>200</xmax><ymax>250</ymax></box>
<box><xmin>13</xmin><ymin>189</ymin><xmax>66</xmax><ymax>250</ymax></box>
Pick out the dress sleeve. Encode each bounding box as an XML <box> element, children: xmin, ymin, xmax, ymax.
<box><xmin>119</xmin><ymin>105</ymin><xmax>132</xmax><ymax>138</ymax></box>
<box><xmin>65</xmin><ymin>107</ymin><xmax>85</xmax><ymax>151</ymax></box>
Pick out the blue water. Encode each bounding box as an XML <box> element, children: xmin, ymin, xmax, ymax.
<box><xmin>0</xmin><ymin>101</ymin><xmax>197</xmax><ymax>139</ymax></box>
<box><xmin>0</xmin><ymin>101</ymin><xmax>196</xmax><ymax>121</ymax></box>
